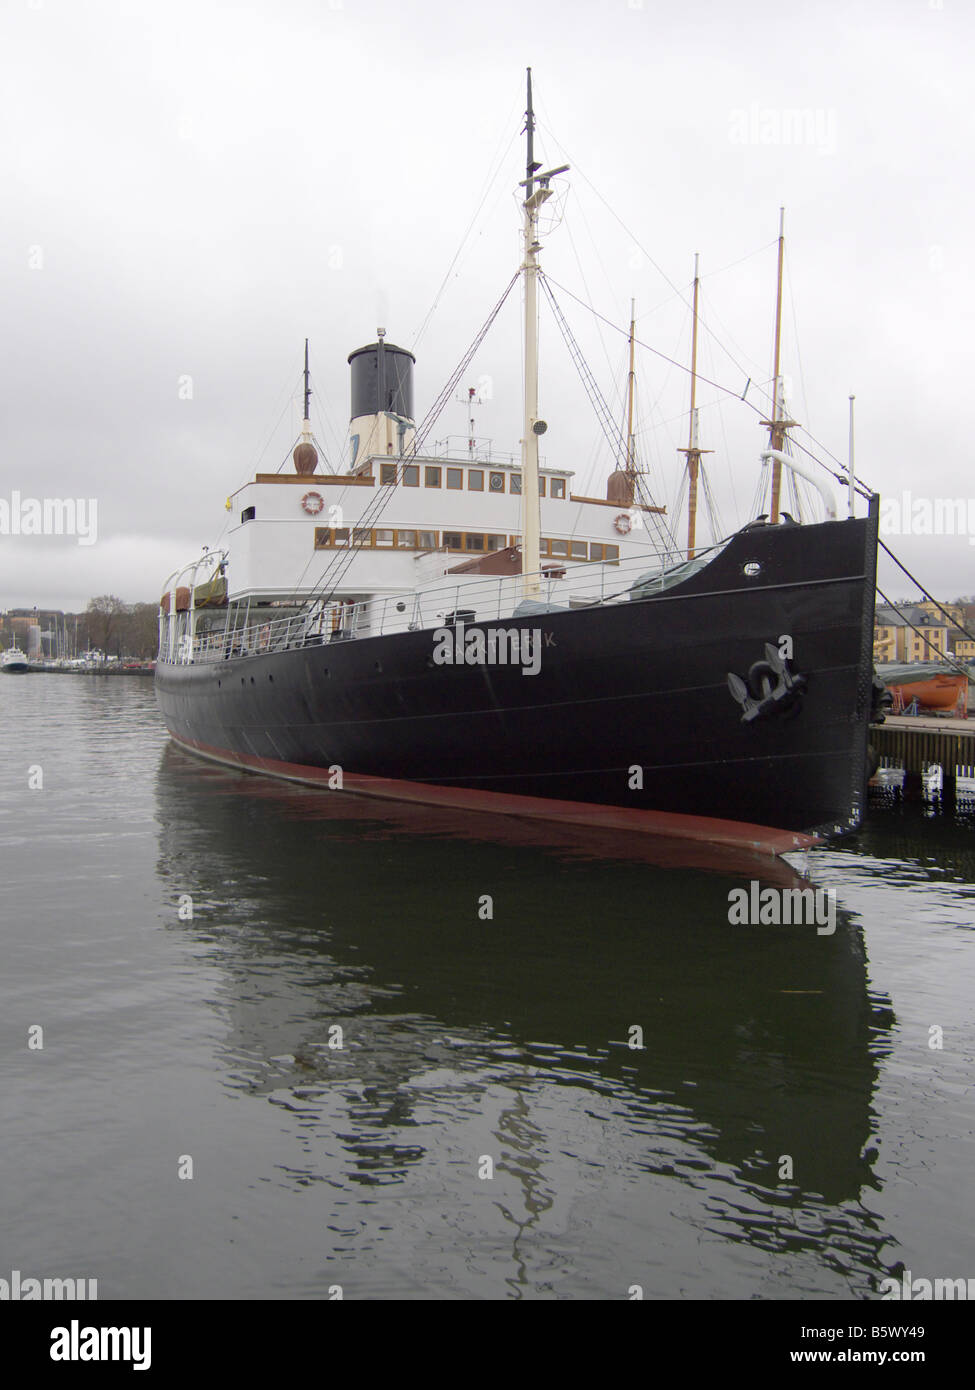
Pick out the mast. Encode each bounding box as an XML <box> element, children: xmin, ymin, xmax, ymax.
<box><xmin>625</xmin><ymin>299</ymin><xmax>637</xmax><ymax>496</ymax></box>
<box><xmin>522</xmin><ymin>69</ymin><xmax>542</xmax><ymax>597</ymax></box>
<box><xmin>519</xmin><ymin>69</ymin><xmax>567</xmax><ymax>597</ymax></box>
<box><xmin>525</xmin><ymin>67</ymin><xmax>537</xmax><ymax>199</ymax></box>
<box><xmin>678</xmin><ymin>254</ymin><xmax>711</xmax><ymax>559</ymax></box>
<box><xmin>768</xmin><ymin>208</ymin><xmax>786</xmax><ymax>523</ymax></box>
<box><xmin>848</xmin><ymin>394</ymin><xmax>856</xmax><ymax>518</ymax></box>
<box><xmin>303</xmin><ymin>338</ymin><xmax>312</xmax><ymax>423</ymax></box>
<box><xmin>292</xmin><ymin>339</ymin><xmax>319</xmax><ymax>475</ymax></box>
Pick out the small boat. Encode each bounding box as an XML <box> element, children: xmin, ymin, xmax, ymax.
<box><xmin>877</xmin><ymin>662</ymin><xmax>968</xmax><ymax>715</ymax></box>
<box><xmin>1</xmin><ymin>647</ymin><xmax>31</xmax><ymax>673</ymax></box>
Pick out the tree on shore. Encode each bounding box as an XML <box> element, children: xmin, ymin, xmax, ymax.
<box><xmin>85</xmin><ymin>595</ymin><xmax>128</xmax><ymax>654</ymax></box>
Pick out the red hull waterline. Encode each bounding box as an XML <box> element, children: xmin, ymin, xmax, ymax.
<box><xmin>169</xmin><ymin>731</ymin><xmax>821</xmax><ymax>858</ymax></box>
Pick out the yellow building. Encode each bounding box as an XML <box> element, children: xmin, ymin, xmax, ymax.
<box><xmin>873</xmin><ymin>604</ymin><xmax>948</xmax><ymax>663</ymax></box>
<box><xmin>916</xmin><ymin>600</ymin><xmax>964</xmax><ymax>628</ymax></box>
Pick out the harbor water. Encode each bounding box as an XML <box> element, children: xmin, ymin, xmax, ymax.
<box><xmin>1</xmin><ymin>674</ymin><xmax>973</xmax><ymax>1300</ymax></box>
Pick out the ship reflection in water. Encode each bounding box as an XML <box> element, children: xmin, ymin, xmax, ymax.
<box><xmin>155</xmin><ymin>742</ymin><xmax>895</xmax><ymax>1298</ymax></box>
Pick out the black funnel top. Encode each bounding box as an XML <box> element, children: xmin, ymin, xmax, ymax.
<box><xmin>348</xmin><ymin>340</ymin><xmax>416</xmax><ymax>422</ymax></box>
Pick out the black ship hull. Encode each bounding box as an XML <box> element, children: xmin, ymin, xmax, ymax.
<box><xmin>155</xmin><ymin>512</ymin><xmax>879</xmax><ymax>846</ymax></box>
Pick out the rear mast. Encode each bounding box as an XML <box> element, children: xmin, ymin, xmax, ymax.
<box><xmin>625</xmin><ymin>299</ymin><xmax>638</xmax><ymax>500</ymax></box>
<box><xmin>292</xmin><ymin>338</ymin><xmax>319</xmax><ymax>476</ymax></box>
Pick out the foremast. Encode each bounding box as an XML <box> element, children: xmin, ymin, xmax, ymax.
<box><xmin>763</xmin><ymin>208</ymin><xmax>796</xmax><ymax>522</ymax></box>
<box><xmin>678</xmin><ymin>255</ymin><xmax>712</xmax><ymax>560</ymax></box>
<box><xmin>520</xmin><ymin>68</ymin><xmax>567</xmax><ymax>597</ymax></box>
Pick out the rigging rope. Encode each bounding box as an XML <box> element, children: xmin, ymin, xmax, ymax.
<box><xmin>543</xmin><ymin>273</ymin><xmax>872</xmax><ymax>505</ymax></box>
<box><xmin>875</xmin><ymin>588</ymin><xmax>972</xmax><ymax>679</ymax></box>
<box><xmin>878</xmin><ymin>540</ymin><xmax>975</xmax><ymax>651</ymax></box>
<box><xmin>306</xmin><ymin>272</ymin><xmax>521</xmax><ymax>606</ymax></box>
<box><xmin>538</xmin><ymin>273</ymin><xmax>675</xmax><ymax>554</ymax></box>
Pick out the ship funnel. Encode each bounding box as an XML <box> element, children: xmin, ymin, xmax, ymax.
<box><xmin>347</xmin><ymin>332</ymin><xmax>416</xmax><ymax>471</ymax></box>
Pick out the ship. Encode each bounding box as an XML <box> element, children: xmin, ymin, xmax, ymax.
<box><xmin>155</xmin><ymin>72</ymin><xmax>881</xmax><ymax>854</ymax></box>
<box><xmin>1</xmin><ymin>647</ymin><xmax>31</xmax><ymax>674</ymax></box>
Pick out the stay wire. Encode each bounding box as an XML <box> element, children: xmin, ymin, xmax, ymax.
<box><xmin>879</xmin><ymin>540</ymin><xmax>975</xmax><ymax>650</ymax></box>
<box><xmin>306</xmin><ymin>272</ymin><xmax>521</xmax><ymax>605</ymax></box>
<box><xmin>544</xmin><ymin>272</ymin><xmax>873</xmax><ymax>504</ymax></box>
<box><xmin>875</xmin><ymin>587</ymin><xmax>971</xmax><ymax>678</ymax></box>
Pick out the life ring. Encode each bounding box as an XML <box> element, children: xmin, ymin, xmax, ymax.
<box><xmin>301</xmin><ymin>491</ymin><xmax>325</xmax><ymax>516</ymax></box>
<box><xmin>614</xmin><ymin>512</ymin><xmax>633</xmax><ymax>535</ymax></box>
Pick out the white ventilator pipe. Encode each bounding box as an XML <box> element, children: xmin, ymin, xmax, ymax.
<box><xmin>761</xmin><ymin>450</ymin><xmax>837</xmax><ymax>520</ymax></box>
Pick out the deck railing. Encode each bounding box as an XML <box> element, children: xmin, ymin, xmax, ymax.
<box><xmin>174</xmin><ymin>540</ymin><xmax>726</xmax><ymax>666</ymax></box>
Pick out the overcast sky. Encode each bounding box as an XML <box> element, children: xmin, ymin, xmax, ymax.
<box><xmin>1</xmin><ymin>0</ymin><xmax>972</xmax><ymax>612</ymax></box>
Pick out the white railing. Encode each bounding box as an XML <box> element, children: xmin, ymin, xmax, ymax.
<box><xmin>426</xmin><ymin>438</ymin><xmax>528</xmax><ymax>466</ymax></box>
<box><xmin>169</xmin><ymin>538</ymin><xmax>729</xmax><ymax>666</ymax></box>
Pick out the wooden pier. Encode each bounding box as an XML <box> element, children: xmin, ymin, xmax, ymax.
<box><xmin>870</xmin><ymin>714</ymin><xmax>975</xmax><ymax>794</ymax></box>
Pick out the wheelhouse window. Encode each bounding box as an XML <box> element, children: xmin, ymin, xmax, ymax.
<box><xmin>353</xmin><ymin>527</ymin><xmax>372</xmax><ymax>546</ymax></box>
<box><xmin>375</xmin><ymin>529</ymin><xmax>394</xmax><ymax>547</ymax></box>
<box><xmin>510</xmin><ymin>474</ymin><xmax>522</xmax><ymax>495</ymax></box>
<box><xmin>570</xmin><ymin>541</ymin><xmax>588</xmax><ymax>560</ymax></box>
<box><xmin>486</xmin><ymin>534</ymin><xmax>505</xmax><ymax>551</ymax></box>
<box><xmin>550</xmin><ymin>539</ymin><xmax>568</xmax><ymax>558</ymax></box>
<box><xmin>397</xmin><ymin>529</ymin><xmax>417</xmax><ymax>548</ymax></box>
<box><xmin>539</xmin><ymin>477</ymin><xmax>546</xmax><ymax>496</ymax></box>
<box><xmin>425</xmin><ymin>466</ymin><xmax>442</xmax><ymax>488</ymax></box>
<box><xmin>380</xmin><ymin>463</ymin><xmax>398</xmax><ymax>485</ymax></box>
<box><xmin>464</xmin><ymin>533</ymin><xmax>485</xmax><ymax>551</ymax></box>
<box><xmin>489</xmin><ymin>472</ymin><xmax>505</xmax><ymax>493</ymax></box>
<box><xmin>334</xmin><ymin>527</ymin><xmax>350</xmax><ymax>544</ymax></box>
<box><xmin>550</xmin><ymin>478</ymin><xmax>566</xmax><ymax>499</ymax></box>
<box><xmin>468</xmin><ymin>470</ymin><xmax>484</xmax><ymax>491</ymax></box>
<box><xmin>446</xmin><ymin>468</ymin><xmax>464</xmax><ymax>490</ymax></box>
<box><xmin>418</xmin><ymin>530</ymin><xmax>437</xmax><ymax>549</ymax></box>
<box><xmin>443</xmin><ymin>532</ymin><xmax>463</xmax><ymax>550</ymax></box>
<box><xmin>403</xmin><ymin>465</ymin><xmax>419</xmax><ymax>486</ymax></box>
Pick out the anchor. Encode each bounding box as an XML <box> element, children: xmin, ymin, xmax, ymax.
<box><xmin>727</xmin><ymin>643</ymin><xmax>807</xmax><ymax>723</ymax></box>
